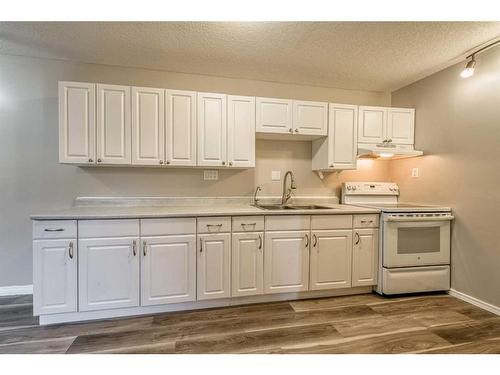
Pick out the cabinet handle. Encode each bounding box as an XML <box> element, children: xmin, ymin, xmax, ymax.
<box><xmin>329</xmin><ymin>164</ymin><xmax>334</xmax><ymax>168</ymax></box>
<box><xmin>143</xmin><ymin>240</ymin><xmax>147</xmax><ymax>256</ymax></box>
<box><xmin>355</xmin><ymin>232</ymin><xmax>360</xmax><ymax>245</ymax></box>
<box><xmin>166</xmin><ymin>160</ymin><xmax>170</xmax><ymax>165</ymax></box>
<box><xmin>97</xmin><ymin>158</ymin><xmax>102</xmax><ymax>163</ymax></box>
<box><xmin>132</xmin><ymin>240</ymin><xmax>137</xmax><ymax>256</ymax></box>
<box><xmin>241</xmin><ymin>222</ymin><xmax>257</xmax><ymax>229</ymax></box>
<box><xmin>288</xmin><ymin>128</ymin><xmax>293</xmax><ymax>133</ymax></box>
<box><xmin>258</xmin><ymin>234</ymin><xmax>262</xmax><ymax>250</ymax></box>
<box><xmin>305</xmin><ymin>234</ymin><xmax>309</xmax><ymax>248</ymax></box>
<box><xmin>222</xmin><ymin>161</ymin><xmax>226</xmax><ymax>166</ymax></box>
<box><xmin>229</xmin><ymin>162</ymin><xmax>233</xmax><ymax>166</ymax></box>
<box><xmin>199</xmin><ymin>238</ymin><xmax>203</xmax><ymax>253</ymax></box>
<box><xmin>88</xmin><ymin>158</ymin><xmax>93</xmax><ymax>163</ymax></box>
<box><xmin>294</xmin><ymin>128</ymin><xmax>299</xmax><ymax>133</ymax></box>
<box><xmin>159</xmin><ymin>160</ymin><xmax>163</xmax><ymax>165</ymax></box>
<box><xmin>68</xmin><ymin>241</ymin><xmax>74</xmax><ymax>259</ymax></box>
<box><xmin>206</xmin><ymin>224</ymin><xmax>223</xmax><ymax>231</ymax></box>
<box><xmin>312</xmin><ymin>234</ymin><xmax>317</xmax><ymax>248</ymax></box>
<box><xmin>44</xmin><ymin>228</ymin><xmax>64</xmax><ymax>232</ymax></box>
<box><xmin>361</xmin><ymin>220</ymin><xmax>374</xmax><ymax>224</ymax></box>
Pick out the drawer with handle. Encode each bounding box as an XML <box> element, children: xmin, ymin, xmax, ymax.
<box><xmin>33</xmin><ymin>220</ymin><xmax>77</xmax><ymax>239</ymax></box>
<box><xmin>197</xmin><ymin>216</ymin><xmax>231</xmax><ymax>233</ymax></box>
<box><xmin>353</xmin><ymin>214</ymin><xmax>379</xmax><ymax>228</ymax></box>
<box><xmin>232</xmin><ymin>216</ymin><xmax>264</xmax><ymax>232</ymax></box>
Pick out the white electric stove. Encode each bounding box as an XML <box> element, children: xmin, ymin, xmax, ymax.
<box><xmin>341</xmin><ymin>182</ymin><xmax>454</xmax><ymax>295</ymax></box>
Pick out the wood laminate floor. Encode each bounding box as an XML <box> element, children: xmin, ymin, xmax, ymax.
<box><xmin>0</xmin><ymin>293</ymin><xmax>499</xmax><ymax>354</ymax></box>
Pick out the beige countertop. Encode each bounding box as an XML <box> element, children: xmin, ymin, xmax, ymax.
<box><xmin>30</xmin><ymin>197</ymin><xmax>379</xmax><ymax>220</ymax></box>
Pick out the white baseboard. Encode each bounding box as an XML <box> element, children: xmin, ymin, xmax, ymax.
<box><xmin>448</xmin><ymin>288</ymin><xmax>500</xmax><ymax>316</ymax></box>
<box><xmin>0</xmin><ymin>284</ymin><xmax>33</xmax><ymax>297</ymax></box>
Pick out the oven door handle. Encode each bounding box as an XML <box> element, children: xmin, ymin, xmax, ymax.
<box><xmin>385</xmin><ymin>216</ymin><xmax>454</xmax><ymax>222</ymax></box>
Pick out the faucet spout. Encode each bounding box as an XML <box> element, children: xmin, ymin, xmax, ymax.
<box><xmin>281</xmin><ymin>171</ymin><xmax>297</xmax><ymax>205</ymax></box>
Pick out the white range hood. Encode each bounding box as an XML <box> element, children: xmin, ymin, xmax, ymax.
<box><xmin>357</xmin><ymin>144</ymin><xmax>423</xmax><ymax>160</ymax></box>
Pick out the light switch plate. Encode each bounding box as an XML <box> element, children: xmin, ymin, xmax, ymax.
<box><xmin>271</xmin><ymin>171</ymin><xmax>281</xmax><ymax>181</ymax></box>
<box><xmin>204</xmin><ymin>170</ymin><xmax>218</xmax><ymax>181</ymax></box>
<box><xmin>411</xmin><ymin>168</ymin><xmax>419</xmax><ymax>178</ymax></box>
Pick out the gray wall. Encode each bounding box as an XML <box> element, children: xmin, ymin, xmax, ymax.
<box><xmin>390</xmin><ymin>46</ymin><xmax>500</xmax><ymax>308</ymax></box>
<box><xmin>0</xmin><ymin>54</ymin><xmax>391</xmax><ymax>287</ymax></box>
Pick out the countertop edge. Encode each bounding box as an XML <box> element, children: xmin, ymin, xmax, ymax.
<box><xmin>30</xmin><ymin>207</ymin><xmax>381</xmax><ymax>220</ymax></box>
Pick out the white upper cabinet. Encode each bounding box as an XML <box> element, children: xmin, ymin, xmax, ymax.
<box><xmin>96</xmin><ymin>84</ymin><xmax>132</xmax><ymax>164</ymax></box>
<box><xmin>312</xmin><ymin>103</ymin><xmax>358</xmax><ymax>171</ymax></box>
<box><xmin>227</xmin><ymin>95</ymin><xmax>255</xmax><ymax>168</ymax></box>
<box><xmin>387</xmin><ymin>108</ymin><xmax>415</xmax><ymax>145</ymax></box>
<box><xmin>197</xmin><ymin>92</ymin><xmax>227</xmax><ymax>167</ymax></box>
<box><xmin>166</xmin><ymin>90</ymin><xmax>197</xmax><ymax>166</ymax></box>
<box><xmin>58</xmin><ymin>81</ymin><xmax>95</xmax><ymax>164</ymax></box>
<box><xmin>256</xmin><ymin>97</ymin><xmax>293</xmax><ymax>134</ymax></box>
<box><xmin>293</xmin><ymin>100</ymin><xmax>327</xmax><ymax>136</ymax></box>
<box><xmin>358</xmin><ymin>106</ymin><xmax>387</xmax><ymax>144</ymax></box>
<box><xmin>131</xmin><ymin>87</ymin><xmax>165</xmax><ymax>166</ymax></box>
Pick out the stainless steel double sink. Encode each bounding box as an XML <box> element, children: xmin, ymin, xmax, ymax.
<box><xmin>253</xmin><ymin>204</ymin><xmax>337</xmax><ymax>210</ymax></box>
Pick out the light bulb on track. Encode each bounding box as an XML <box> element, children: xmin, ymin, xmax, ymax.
<box><xmin>461</xmin><ymin>57</ymin><xmax>476</xmax><ymax>78</ymax></box>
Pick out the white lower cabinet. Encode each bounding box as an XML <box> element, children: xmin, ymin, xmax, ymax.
<box><xmin>78</xmin><ymin>237</ymin><xmax>140</xmax><ymax>311</ymax></box>
<box><xmin>310</xmin><ymin>230</ymin><xmax>353</xmax><ymax>290</ymax></box>
<box><xmin>231</xmin><ymin>232</ymin><xmax>264</xmax><ymax>297</ymax></box>
<box><xmin>33</xmin><ymin>239</ymin><xmax>77</xmax><ymax>315</ymax></box>
<box><xmin>141</xmin><ymin>235</ymin><xmax>196</xmax><ymax>306</ymax></box>
<box><xmin>264</xmin><ymin>231</ymin><xmax>310</xmax><ymax>294</ymax></box>
<box><xmin>197</xmin><ymin>233</ymin><xmax>231</xmax><ymax>300</ymax></box>
<box><xmin>352</xmin><ymin>228</ymin><xmax>379</xmax><ymax>287</ymax></box>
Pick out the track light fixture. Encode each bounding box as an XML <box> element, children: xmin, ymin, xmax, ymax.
<box><xmin>460</xmin><ymin>38</ymin><xmax>500</xmax><ymax>79</ymax></box>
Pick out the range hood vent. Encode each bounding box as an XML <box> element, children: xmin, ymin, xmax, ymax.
<box><xmin>357</xmin><ymin>144</ymin><xmax>423</xmax><ymax>160</ymax></box>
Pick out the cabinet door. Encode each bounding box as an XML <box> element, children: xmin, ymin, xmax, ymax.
<box><xmin>387</xmin><ymin>108</ymin><xmax>415</xmax><ymax>145</ymax></box>
<box><xmin>33</xmin><ymin>239</ymin><xmax>77</xmax><ymax>315</ymax></box>
<box><xmin>256</xmin><ymin>97</ymin><xmax>293</xmax><ymax>134</ymax></box>
<box><xmin>131</xmin><ymin>87</ymin><xmax>165</xmax><ymax>166</ymax></box>
<box><xmin>141</xmin><ymin>235</ymin><xmax>196</xmax><ymax>306</ymax></box>
<box><xmin>264</xmin><ymin>231</ymin><xmax>309</xmax><ymax>294</ymax></box>
<box><xmin>352</xmin><ymin>228</ymin><xmax>379</xmax><ymax>287</ymax></box>
<box><xmin>79</xmin><ymin>237</ymin><xmax>139</xmax><ymax>311</ymax></box>
<box><xmin>328</xmin><ymin>103</ymin><xmax>358</xmax><ymax>170</ymax></box>
<box><xmin>293</xmin><ymin>100</ymin><xmax>327</xmax><ymax>136</ymax></box>
<box><xmin>232</xmin><ymin>232</ymin><xmax>263</xmax><ymax>297</ymax></box>
<box><xmin>166</xmin><ymin>90</ymin><xmax>197</xmax><ymax>166</ymax></box>
<box><xmin>358</xmin><ymin>106</ymin><xmax>387</xmax><ymax>144</ymax></box>
<box><xmin>96</xmin><ymin>84</ymin><xmax>131</xmax><ymax>164</ymax></box>
<box><xmin>58</xmin><ymin>81</ymin><xmax>96</xmax><ymax>164</ymax></box>
<box><xmin>197</xmin><ymin>92</ymin><xmax>227</xmax><ymax>167</ymax></box>
<box><xmin>310</xmin><ymin>230</ymin><xmax>352</xmax><ymax>291</ymax></box>
<box><xmin>227</xmin><ymin>95</ymin><xmax>255</xmax><ymax>168</ymax></box>
<box><xmin>197</xmin><ymin>233</ymin><xmax>231</xmax><ymax>300</ymax></box>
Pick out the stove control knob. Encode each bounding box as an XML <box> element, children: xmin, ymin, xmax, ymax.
<box><xmin>347</xmin><ymin>185</ymin><xmax>352</xmax><ymax>190</ymax></box>
<box><xmin>352</xmin><ymin>186</ymin><xmax>357</xmax><ymax>191</ymax></box>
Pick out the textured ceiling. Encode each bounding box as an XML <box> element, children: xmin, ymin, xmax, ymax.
<box><xmin>1</xmin><ymin>22</ymin><xmax>500</xmax><ymax>92</ymax></box>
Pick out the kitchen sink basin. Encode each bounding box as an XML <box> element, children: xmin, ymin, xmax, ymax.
<box><xmin>253</xmin><ymin>204</ymin><xmax>335</xmax><ymax>210</ymax></box>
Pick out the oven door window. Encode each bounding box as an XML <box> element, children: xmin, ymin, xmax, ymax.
<box><xmin>397</xmin><ymin>227</ymin><xmax>441</xmax><ymax>254</ymax></box>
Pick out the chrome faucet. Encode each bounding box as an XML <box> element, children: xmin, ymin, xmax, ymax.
<box><xmin>253</xmin><ymin>185</ymin><xmax>263</xmax><ymax>206</ymax></box>
<box><xmin>281</xmin><ymin>171</ymin><xmax>297</xmax><ymax>205</ymax></box>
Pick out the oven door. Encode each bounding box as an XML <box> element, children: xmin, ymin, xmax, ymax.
<box><xmin>383</xmin><ymin>214</ymin><xmax>452</xmax><ymax>268</ymax></box>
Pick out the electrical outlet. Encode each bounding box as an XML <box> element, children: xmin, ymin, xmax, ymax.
<box><xmin>271</xmin><ymin>171</ymin><xmax>281</xmax><ymax>181</ymax></box>
<box><xmin>204</xmin><ymin>170</ymin><xmax>218</xmax><ymax>181</ymax></box>
<box><xmin>411</xmin><ymin>168</ymin><xmax>419</xmax><ymax>178</ymax></box>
